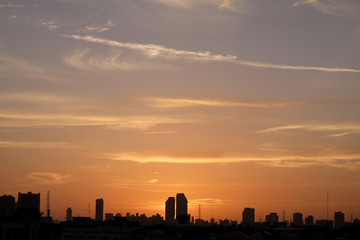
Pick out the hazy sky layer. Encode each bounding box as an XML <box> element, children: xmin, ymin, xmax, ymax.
<box><xmin>1</xmin><ymin>0</ymin><xmax>360</xmax><ymax>222</ymax></box>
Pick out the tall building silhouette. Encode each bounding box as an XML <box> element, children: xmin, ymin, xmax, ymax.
<box><xmin>0</xmin><ymin>195</ymin><xmax>15</xmax><ymax>217</ymax></box>
<box><xmin>17</xmin><ymin>192</ymin><xmax>40</xmax><ymax>211</ymax></box>
<box><xmin>66</xmin><ymin>208</ymin><xmax>72</xmax><ymax>221</ymax></box>
<box><xmin>242</xmin><ymin>208</ymin><xmax>255</xmax><ymax>226</ymax></box>
<box><xmin>95</xmin><ymin>199</ymin><xmax>104</xmax><ymax>221</ymax></box>
<box><xmin>176</xmin><ymin>193</ymin><xmax>187</xmax><ymax>218</ymax></box>
<box><xmin>266</xmin><ymin>213</ymin><xmax>279</xmax><ymax>225</ymax></box>
<box><xmin>305</xmin><ymin>215</ymin><xmax>314</xmax><ymax>225</ymax></box>
<box><xmin>334</xmin><ymin>211</ymin><xmax>345</xmax><ymax>229</ymax></box>
<box><xmin>165</xmin><ymin>197</ymin><xmax>175</xmax><ymax>221</ymax></box>
<box><xmin>293</xmin><ymin>212</ymin><xmax>303</xmax><ymax>226</ymax></box>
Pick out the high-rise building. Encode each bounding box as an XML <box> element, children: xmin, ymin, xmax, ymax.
<box><xmin>305</xmin><ymin>215</ymin><xmax>314</xmax><ymax>225</ymax></box>
<box><xmin>165</xmin><ymin>197</ymin><xmax>175</xmax><ymax>221</ymax></box>
<box><xmin>176</xmin><ymin>193</ymin><xmax>187</xmax><ymax>218</ymax></box>
<box><xmin>17</xmin><ymin>192</ymin><xmax>40</xmax><ymax>211</ymax></box>
<box><xmin>293</xmin><ymin>212</ymin><xmax>303</xmax><ymax>226</ymax></box>
<box><xmin>105</xmin><ymin>213</ymin><xmax>114</xmax><ymax>221</ymax></box>
<box><xmin>334</xmin><ymin>211</ymin><xmax>345</xmax><ymax>229</ymax></box>
<box><xmin>95</xmin><ymin>199</ymin><xmax>104</xmax><ymax>221</ymax></box>
<box><xmin>66</xmin><ymin>208</ymin><xmax>72</xmax><ymax>221</ymax></box>
<box><xmin>242</xmin><ymin>208</ymin><xmax>255</xmax><ymax>226</ymax></box>
<box><xmin>266</xmin><ymin>213</ymin><xmax>279</xmax><ymax>225</ymax></box>
<box><xmin>0</xmin><ymin>195</ymin><xmax>15</xmax><ymax>217</ymax></box>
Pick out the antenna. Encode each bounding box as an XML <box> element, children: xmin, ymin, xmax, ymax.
<box><xmin>198</xmin><ymin>204</ymin><xmax>201</xmax><ymax>220</ymax></box>
<box><xmin>326</xmin><ymin>191</ymin><xmax>329</xmax><ymax>220</ymax></box>
<box><xmin>46</xmin><ymin>191</ymin><xmax>50</xmax><ymax>217</ymax></box>
<box><xmin>88</xmin><ymin>203</ymin><xmax>91</xmax><ymax>217</ymax></box>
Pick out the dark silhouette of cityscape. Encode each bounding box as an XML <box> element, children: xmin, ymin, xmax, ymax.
<box><xmin>0</xmin><ymin>191</ymin><xmax>359</xmax><ymax>240</ymax></box>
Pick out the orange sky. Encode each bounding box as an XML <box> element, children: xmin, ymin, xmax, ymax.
<box><xmin>1</xmin><ymin>0</ymin><xmax>360</xmax><ymax>222</ymax></box>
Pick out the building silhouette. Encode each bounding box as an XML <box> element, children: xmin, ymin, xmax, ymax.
<box><xmin>266</xmin><ymin>213</ymin><xmax>279</xmax><ymax>225</ymax></box>
<box><xmin>66</xmin><ymin>207</ymin><xmax>72</xmax><ymax>221</ymax></box>
<box><xmin>242</xmin><ymin>208</ymin><xmax>255</xmax><ymax>226</ymax></box>
<box><xmin>334</xmin><ymin>211</ymin><xmax>345</xmax><ymax>229</ymax></box>
<box><xmin>0</xmin><ymin>195</ymin><xmax>15</xmax><ymax>217</ymax></box>
<box><xmin>293</xmin><ymin>212</ymin><xmax>303</xmax><ymax>226</ymax></box>
<box><xmin>165</xmin><ymin>197</ymin><xmax>175</xmax><ymax>221</ymax></box>
<box><xmin>176</xmin><ymin>193</ymin><xmax>187</xmax><ymax>219</ymax></box>
<box><xmin>305</xmin><ymin>215</ymin><xmax>314</xmax><ymax>225</ymax></box>
<box><xmin>105</xmin><ymin>213</ymin><xmax>114</xmax><ymax>221</ymax></box>
<box><xmin>95</xmin><ymin>199</ymin><xmax>104</xmax><ymax>221</ymax></box>
<box><xmin>17</xmin><ymin>192</ymin><xmax>40</xmax><ymax>211</ymax></box>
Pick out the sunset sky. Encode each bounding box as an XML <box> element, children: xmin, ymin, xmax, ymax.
<box><xmin>1</xmin><ymin>0</ymin><xmax>360</xmax><ymax>222</ymax></box>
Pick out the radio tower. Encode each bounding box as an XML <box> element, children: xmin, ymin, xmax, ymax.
<box><xmin>46</xmin><ymin>191</ymin><xmax>50</xmax><ymax>217</ymax></box>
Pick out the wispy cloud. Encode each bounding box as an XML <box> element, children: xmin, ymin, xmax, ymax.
<box><xmin>0</xmin><ymin>53</ymin><xmax>62</xmax><ymax>81</ymax></box>
<box><xmin>258</xmin><ymin>123</ymin><xmax>360</xmax><ymax>135</ymax></box>
<box><xmin>0</xmin><ymin>4</ymin><xmax>26</xmax><ymax>8</ymax></box>
<box><xmin>148</xmin><ymin>0</ymin><xmax>242</xmax><ymax>12</ymax></box>
<box><xmin>41</xmin><ymin>21</ymin><xmax>58</xmax><ymax>31</ymax></box>
<box><xmin>189</xmin><ymin>198</ymin><xmax>224</xmax><ymax>206</ymax></box>
<box><xmin>64</xmin><ymin>35</ymin><xmax>360</xmax><ymax>73</ymax></box>
<box><xmin>0</xmin><ymin>140</ymin><xmax>74</xmax><ymax>149</ymax></box>
<box><xmin>107</xmin><ymin>151</ymin><xmax>360</xmax><ymax>170</ymax></box>
<box><xmin>0</xmin><ymin>93</ymin><xmax>75</xmax><ymax>103</ymax></box>
<box><xmin>63</xmin><ymin>35</ymin><xmax>237</xmax><ymax>62</ymax></box>
<box><xmin>26</xmin><ymin>172</ymin><xmax>69</xmax><ymax>185</ymax></box>
<box><xmin>148</xmin><ymin>179</ymin><xmax>159</xmax><ymax>183</ymax></box>
<box><xmin>79</xmin><ymin>20</ymin><xmax>116</xmax><ymax>33</ymax></box>
<box><xmin>64</xmin><ymin>48</ymin><xmax>175</xmax><ymax>71</ymax></box>
<box><xmin>293</xmin><ymin>0</ymin><xmax>360</xmax><ymax>19</ymax></box>
<box><xmin>0</xmin><ymin>112</ymin><xmax>196</xmax><ymax>129</ymax></box>
<box><xmin>145</xmin><ymin>97</ymin><xmax>308</xmax><ymax>108</ymax></box>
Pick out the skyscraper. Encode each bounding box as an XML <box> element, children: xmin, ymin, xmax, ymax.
<box><xmin>0</xmin><ymin>195</ymin><xmax>15</xmax><ymax>217</ymax></box>
<box><xmin>242</xmin><ymin>208</ymin><xmax>255</xmax><ymax>226</ymax></box>
<box><xmin>66</xmin><ymin>208</ymin><xmax>72</xmax><ymax>221</ymax></box>
<box><xmin>334</xmin><ymin>211</ymin><xmax>345</xmax><ymax>229</ymax></box>
<box><xmin>305</xmin><ymin>215</ymin><xmax>314</xmax><ymax>225</ymax></box>
<box><xmin>95</xmin><ymin>199</ymin><xmax>104</xmax><ymax>221</ymax></box>
<box><xmin>17</xmin><ymin>192</ymin><xmax>40</xmax><ymax>211</ymax></box>
<box><xmin>176</xmin><ymin>193</ymin><xmax>187</xmax><ymax>218</ymax></box>
<box><xmin>165</xmin><ymin>197</ymin><xmax>175</xmax><ymax>221</ymax></box>
<box><xmin>266</xmin><ymin>213</ymin><xmax>279</xmax><ymax>225</ymax></box>
<box><xmin>293</xmin><ymin>212</ymin><xmax>303</xmax><ymax>226</ymax></box>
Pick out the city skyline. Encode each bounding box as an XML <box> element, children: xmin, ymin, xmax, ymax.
<box><xmin>1</xmin><ymin>0</ymin><xmax>360</xmax><ymax>225</ymax></box>
<box><xmin>0</xmin><ymin>191</ymin><xmax>357</xmax><ymax>224</ymax></box>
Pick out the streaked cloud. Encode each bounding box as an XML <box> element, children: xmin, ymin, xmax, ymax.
<box><xmin>27</xmin><ymin>172</ymin><xmax>69</xmax><ymax>185</ymax></box>
<box><xmin>145</xmin><ymin>97</ymin><xmax>308</xmax><ymax>108</ymax></box>
<box><xmin>0</xmin><ymin>92</ymin><xmax>75</xmax><ymax>103</ymax></box>
<box><xmin>63</xmin><ymin>35</ymin><xmax>237</xmax><ymax>62</ymax></box>
<box><xmin>64</xmin><ymin>35</ymin><xmax>360</xmax><ymax>73</ymax></box>
<box><xmin>148</xmin><ymin>0</ymin><xmax>242</xmax><ymax>12</ymax></box>
<box><xmin>107</xmin><ymin>151</ymin><xmax>360</xmax><ymax>170</ymax></box>
<box><xmin>0</xmin><ymin>4</ymin><xmax>26</xmax><ymax>8</ymax></box>
<box><xmin>145</xmin><ymin>131</ymin><xmax>178</xmax><ymax>135</ymax></box>
<box><xmin>0</xmin><ymin>112</ymin><xmax>196</xmax><ymax>129</ymax></box>
<box><xmin>190</xmin><ymin>198</ymin><xmax>224</xmax><ymax>206</ymax></box>
<box><xmin>293</xmin><ymin>0</ymin><xmax>360</xmax><ymax>19</ymax></box>
<box><xmin>0</xmin><ymin>53</ymin><xmax>62</xmax><ymax>81</ymax></box>
<box><xmin>64</xmin><ymin>48</ymin><xmax>175</xmax><ymax>71</ymax></box>
<box><xmin>258</xmin><ymin>123</ymin><xmax>360</xmax><ymax>135</ymax></box>
<box><xmin>0</xmin><ymin>140</ymin><xmax>74</xmax><ymax>149</ymax></box>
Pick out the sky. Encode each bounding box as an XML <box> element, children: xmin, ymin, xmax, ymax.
<box><xmin>0</xmin><ymin>0</ymin><xmax>360</xmax><ymax>222</ymax></box>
